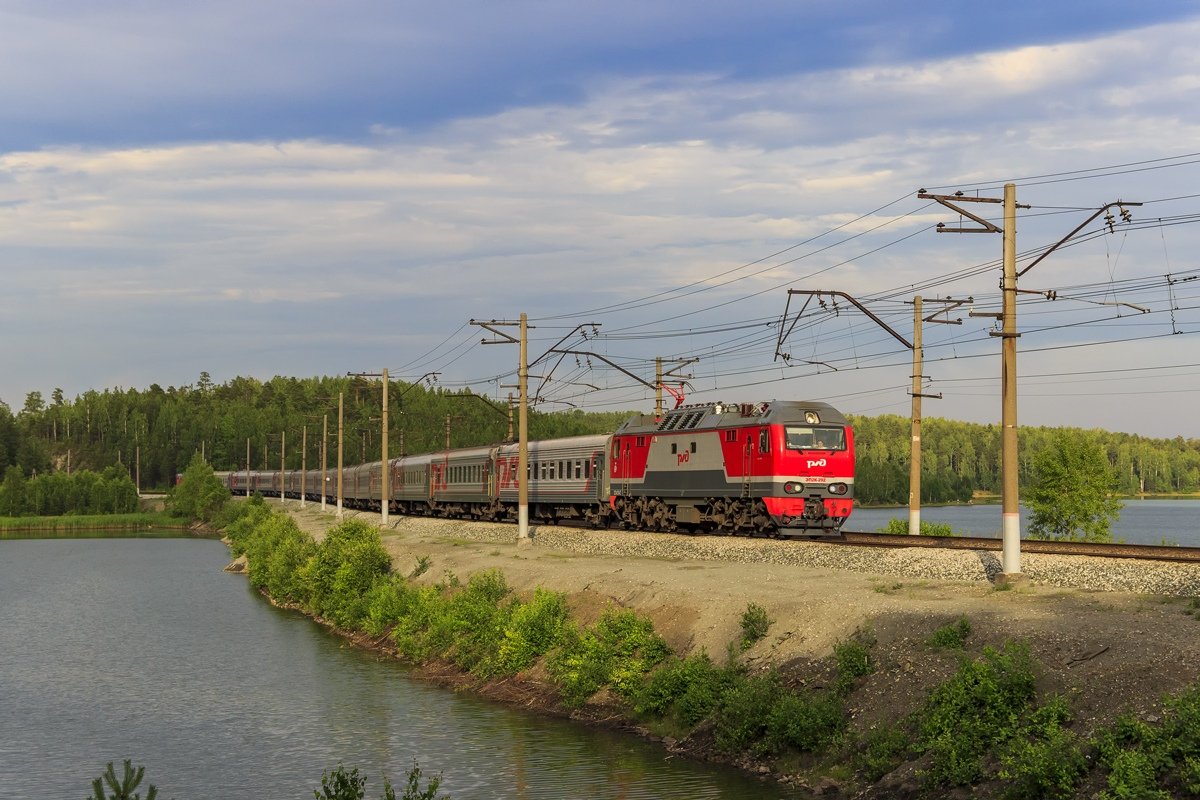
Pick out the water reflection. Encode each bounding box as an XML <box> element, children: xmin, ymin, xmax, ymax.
<box><xmin>0</xmin><ymin>538</ymin><xmax>805</xmax><ymax>799</ymax></box>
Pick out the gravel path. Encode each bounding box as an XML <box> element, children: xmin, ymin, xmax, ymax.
<box><xmin>294</xmin><ymin>504</ymin><xmax>1200</xmax><ymax>597</ymax></box>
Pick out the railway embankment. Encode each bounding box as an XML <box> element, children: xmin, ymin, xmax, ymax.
<box><xmin>249</xmin><ymin>498</ymin><xmax>1200</xmax><ymax>799</ymax></box>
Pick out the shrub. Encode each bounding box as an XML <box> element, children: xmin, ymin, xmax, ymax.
<box><xmin>222</xmin><ymin>495</ymin><xmax>271</xmax><ymax>556</ymax></box>
<box><xmin>89</xmin><ymin>760</ymin><xmax>160</xmax><ymax>800</ymax></box>
<box><xmin>167</xmin><ymin>454</ymin><xmax>230</xmax><ymax>523</ymax></box>
<box><xmin>711</xmin><ymin>669</ymin><xmax>846</xmax><ymax>756</ymax></box>
<box><xmin>766</xmin><ymin>688</ymin><xmax>845</xmax><ymax>753</ymax></box>
<box><xmin>917</xmin><ymin>642</ymin><xmax>1038</xmax><ymax>787</ymax></box>
<box><xmin>547</xmin><ymin>608</ymin><xmax>669</xmax><ymax>706</ymax></box>
<box><xmin>929</xmin><ymin>617</ymin><xmax>972</xmax><ymax>650</ymax></box>
<box><xmin>442</xmin><ymin>570</ymin><xmax>514</xmax><ymax>673</ymax></box>
<box><xmin>739</xmin><ymin>603</ymin><xmax>772</xmax><ymax>650</ymax></box>
<box><xmin>391</xmin><ymin>585</ymin><xmax>450</xmax><ymax>662</ymax></box>
<box><xmin>315</xmin><ymin>764</ymin><xmax>366</xmax><ymax>800</ymax></box>
<box><xmin>244</xmin><ymin>513</ymin><xmax>307</xmax><ymax>592</ymax></box>
<box><xmin>833</xmin><ymin>636</ymin><xmax>874</xmax><ymax>695</ymax></box>
<box><xmin>1093</xmin><ymin>685</ymin><xmax>1200</xmax><ymax>798</ymax></box>
<box><xmin>304</xmin><ymin>519</ymin><xmax>391</xmax><ymax>625</ymax></box>
<box><xmin>879</xmin><ymin>518</ymin><xmax>957</xmax><ymax>536</ymax></box>
<box><xmin>314</xmin><ymin>762</ymin><xmax>449</xmax><ymax>800</ymax></box>
<box><xmin>712</xmin><ymin>672</ymin><xmax>782</xmax><ymax>755</ymax></box>
<box><xmin>854</xmin><ymin>725</ymin><xmax>912</xmax><ymax>782</ymax></box>
<box><xmin>634</xmin><ymin>652</ymin><xmax>735</xmax><ymax>725</ymax></box>
<box><xmin>998</xmin><ymin>698</ymin><xmax>1087</xmax><ymax>800</ymax></box>
<box><xmin>265</xmin><ymin>525</ymin><xmax>318</xmax><ymax>603</ymax></box>
<box><xmin>361</xmin><ymin>574</ymin><xmax>415</xmax><ymax>638</ymax></box>
<box><xmin>489</xmin><ymin>588</ymin><xmax>571</xmax><ymax>676</ymax></box>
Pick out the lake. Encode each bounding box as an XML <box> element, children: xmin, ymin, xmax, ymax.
<box><xmin>0</xmin><ymin>537</ymin><xmax>802</xmax><ymax>799</ymax></box>
<box><xmin>850</xmin><ymin>498</ymin><xmax>1200</xmax><ymax>546</ymax></box>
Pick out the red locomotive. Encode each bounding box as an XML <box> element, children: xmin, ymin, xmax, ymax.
<box><xmin>609</xmin><ymin>400</ymin><xmax>854</xmax><ymax>535</ymax></box>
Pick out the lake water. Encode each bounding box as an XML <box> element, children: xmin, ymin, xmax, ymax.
<box><xmin>850</xmin><ymin>498</ymin><xmax>1200</xmax><ymax>546</ymax></box>
<box><xmin>0</xmin><ymin>537</ymin><xmax>802</xmax><ymax>799</ymax></box>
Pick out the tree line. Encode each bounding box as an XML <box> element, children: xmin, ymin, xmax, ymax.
<box><xmin>1</xmin><ymin>373</ymin><xmax>1197</xmax><ymax>502</ymax></box>
<box><xmin>0</xmin><ymin>465</ymin><xmax>139</xmax><ymax>517</ymax></box>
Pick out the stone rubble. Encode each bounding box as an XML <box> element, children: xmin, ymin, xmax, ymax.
<box><xmin>365</xmin><ymin>512</ymin><xmax>1200</xmax><ymax>597</ymax></box>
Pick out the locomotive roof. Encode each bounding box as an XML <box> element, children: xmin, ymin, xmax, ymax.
<box><xmin>614</xmin><ymin>400</ymin><xmax>847</xmax><ymax>436</ymax></box>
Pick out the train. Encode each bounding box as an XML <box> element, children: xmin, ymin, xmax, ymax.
<box><xmin>216</xmin><ymin>399</ymin><xmax>856</xmax><ymax>536</ymax></box>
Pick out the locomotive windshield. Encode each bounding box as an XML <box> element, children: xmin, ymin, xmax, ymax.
<box><xmin>785</xmin><ymin>426</ymin><xmax>846</xmax><ymax>451</ymax></box>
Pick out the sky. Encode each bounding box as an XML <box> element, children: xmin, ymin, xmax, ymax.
<box><xmin>3</xmin><ymin>0</ymin><xmax>1200</xmax><ymax>438</ymax></box>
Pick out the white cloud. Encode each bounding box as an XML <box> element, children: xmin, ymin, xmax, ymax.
<box><xmin>1</xmin><ymin>15</ymin><xmax>1199</xmax><ymax>435</ymax></box>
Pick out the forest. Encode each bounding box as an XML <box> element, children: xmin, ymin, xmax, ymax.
<box><xmin>1</xmin><ymin>372</ymin><xmax>1197</xmax><ymax>505</ymax></box>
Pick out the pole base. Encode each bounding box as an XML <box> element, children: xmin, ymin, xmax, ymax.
<box><xmin>993</xmin><ymin>572</ymin><xmax>1029</xmax><ymax>588</ymax></box>
<box><xmin>516</xmin><ymin>536</ymin><xmax>534</xmax><ymax>548</ymax></box>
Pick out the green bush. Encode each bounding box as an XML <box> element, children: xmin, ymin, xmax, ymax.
<box><xmin>442</xmin><ymin>570</ymin><xmax>514</xmax><ymax>673</ymax></box>
<box><xmin>244</xmin><ymin>513</ymin><xmax>307</xmax><ymax>592</ymax></box>
<box><xmin>1093</xmin><ymin>685</ymin><xmax>1200</xmax><ymax>798</ymax></box>
<box><xmin>834</xmin><ymin>637</ymin><xmax>874</xmax><ymax>694</ymax></box>
<box><xmin>167</xmin><ymin>454</ymin><xmax>230</xmax><ymax>523</ymax></box>
<box><xmin>998</xmin><ymin>699</ymin><xmax>1087</xmax><ymax>800</ymax></box>
<box><xmin>391</xmin><ymin>585</ymin><xmax>450</xmax><ymax>662</ymax></box>
<box><xmin>489</xmin><ymin>588</ymin><xmax>571</xmax><ymax>676</ymax></box>
<box><xmin>265</xmin><ymin>524</ymin><xmax>318</xmax><ymax>603</ymax></box>
<box><xmin>223</xmin><ymin>495</ymin><xmax>271</xmax><ymax>556</ymax></box>
<box><xmin>879</xmin><ymin>518</ymin><xmax>958</xmax><ymax>536</ymax></box>
<box><xmin>917</xmin><ymin>642</ymin><xmax>1038</xmax><ymax>787</ymax></box>
<box><xmin>634</xmin><ymin>652</ymin><xmax>736</xmax><ymax>726</ymax></box>
<box><xmin>712</xmin><ymin>670</ymin><xmax>845</xmax><ymax>756</ymax></box>
<box><xmin>89</xmin><ymin>760</ymin><xmax>160</xmax><ymax>800</ymax></box>
<box><xmin>766</xmin><ymin>688</ymin><xmax>845</xmax><ymax>753</ymax></box>
<box><xmin>304</xmin><ymin>519</ymin><xmax>391</xmax><ymax>626</ymax></box>
<box><xmin>547</xmin><ymin>608</ymin><xmax>669</xmax><ymax>706</ymax></box>
<box><xmin>929</xmin><ymin>617</ymin><xmax>972</xmax><ymax>650</ymax></box>
<box><xmin>314</xmin><ymin>762</ymin><xmax>449</xmax><ymax>800</ymax></box>
<box><xmin>854</xmin><ymin>725</ymin><xmax>912</xmax><ymax>782</ymax></box>
<box><xmin>712</xmin><ymin>672</ymin><xmax>782</xmax><ymax>755</ymax></box>
<box><xmin>739</xmin><ymin>603</ymin><xmax>772</xmax><ymax>650</ymax></box>
<box><xmin>361</xmin><ymin>574</ymin><xmax>416</xmax><ymax>638</ymax></box>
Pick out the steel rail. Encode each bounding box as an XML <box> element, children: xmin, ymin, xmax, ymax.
<box><xmin>834</xmin><ymin>531</ymin><xmax>1200</xmax><ymax>564</ymax></box>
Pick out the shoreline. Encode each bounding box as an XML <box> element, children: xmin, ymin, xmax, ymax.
<box><xmin>232</xmin><ymin>499</ymin><xmax>1200</xmax><ymax>797</ymax></box>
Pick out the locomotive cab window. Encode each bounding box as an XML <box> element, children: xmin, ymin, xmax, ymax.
<box><xmin>785</xmin><ymin>426</ymin><xmax>846</xmax><ymax>451</ymax></box>
<box><xmin>758</xmin><ymin>429</ymin><xmax>770</xmax><ymax>453</ymax></box>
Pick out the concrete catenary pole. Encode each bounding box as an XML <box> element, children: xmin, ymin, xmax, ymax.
<box><xmin>337</xmin><ymin>392</ymin><xmax>344</xmax><ymax>519</ymax></box>
<box><xmin>300</xmin><ymin>425</ymin><xmax>307</xmax><ymax>509</ymax></box>
<box><xmin>908</xmin><ymin>296</ymin><xmax>923</xmax><ymax>536</ymax></box>
<box><xmin>321</xmin><ymin>414</ymin><xmax>328</xmax><ymax>511</ymax></box>
<box><xmin>1000</xmin><ymin>183</ymin><xmax>1021</xmax><ymax>575</ymax></box>
<box><xmin>381</xmin><ymin>367</ymin><xmax>389</xmax><ymax>527</ymax></box>
<box><xmin>280</xmin><ymin>430</ymin><xmax>286</xmax><ymax>503</ymax></box>
<box><xmin>518</xmin><ymin>312</ymin><xmax>530</xmax><ymax>542</ymax></box>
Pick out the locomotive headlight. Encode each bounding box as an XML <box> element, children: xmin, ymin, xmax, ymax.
<box><xmin>784</xmin><ymin>481</ymin><xmax>804</xmax><ymax>494</ymax></box>
<box><xmin>804</xmin><ymin>411</ymin><xmax>820</xmax><ymax>424</ymax></box>
<box><xmin>828</xmin><ymin>482</ymin><xmax>848</xmax><ymax>495</ymax></box>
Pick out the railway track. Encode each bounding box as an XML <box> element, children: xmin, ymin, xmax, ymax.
<box><xmin>834</xmin><ymin>530</ymin><xmax>1200</xmax><ymax>564</ymax></box>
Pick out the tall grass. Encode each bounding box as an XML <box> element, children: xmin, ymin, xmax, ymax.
<box><xmin>0</xmin><ymin>512</ymin><xmax>186</xmax><ymax>534</ymax></box>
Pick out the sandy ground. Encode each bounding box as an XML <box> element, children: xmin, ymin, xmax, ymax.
<box><xmin>262</xmin><ymin>499</ymin><xmax>1200</xmax><ymax>750</ymax></box>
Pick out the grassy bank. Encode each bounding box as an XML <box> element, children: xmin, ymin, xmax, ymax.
<box><xmin>220</xmin><ymin>498</ymin><xmax>1200</xmax><ymax>798</ymax></box>
<box><xmin>0</xmin><ymin>511</ymin><xmax>189</xmax><ymax>536</ymax></box>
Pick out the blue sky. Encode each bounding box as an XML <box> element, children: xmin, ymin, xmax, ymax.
<box><xmin>3</xmin><ymin>1</ymin><xmax>1200</xmax><ymax>437</ymax></box>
